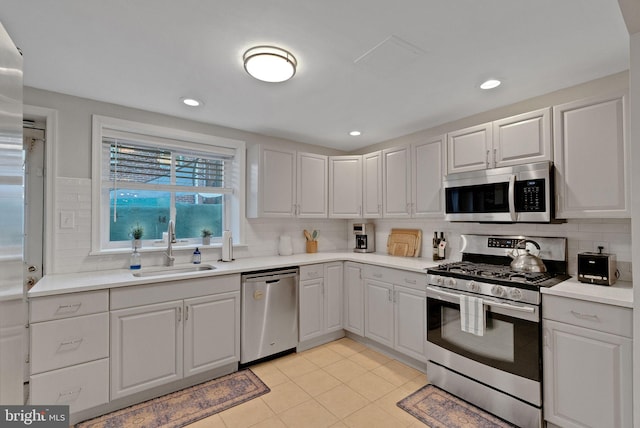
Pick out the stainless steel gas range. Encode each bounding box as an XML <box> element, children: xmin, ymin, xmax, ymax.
<box><xmin>426</xmin><ymin>234</ymin><xmax>568</xmax><ymax>428</ymax></box>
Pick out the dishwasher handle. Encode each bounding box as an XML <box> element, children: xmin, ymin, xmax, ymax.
<box><xmin>242</xmin><ymin>268</ymin><xmax>299</xmax><ymax>283</ymax></box>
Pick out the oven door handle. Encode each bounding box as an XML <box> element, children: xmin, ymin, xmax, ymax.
<box><xmin>508</xmin><ymin>174</ymin><xmax>517</xmax><ymax>222</ymax></box>
<box><xmin>426</xmin><ymin>286</ymin><xmax>535</xmax><ymax>314</ymax></box>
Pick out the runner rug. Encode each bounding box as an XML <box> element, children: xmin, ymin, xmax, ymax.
<box><xmin>76</xmin><ymin>369</ymin><xmax>269</xmax><ymax>428</ymax></box>
<box><xmin>397</xmin><ymin>384</ymin><xmax>516</xmax><ymax>428</ymax></box>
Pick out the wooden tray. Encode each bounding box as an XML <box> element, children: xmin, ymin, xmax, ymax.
<box><xmin>387</xmin><ymin>229</ymin><xmax>422</xmax><ymax>257</ymax></box>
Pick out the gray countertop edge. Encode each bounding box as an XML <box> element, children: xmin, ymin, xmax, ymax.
<box><xmin>541</xmin><ymin>277</ymin><xmax>633</xmax><ymax>308</ymax></box>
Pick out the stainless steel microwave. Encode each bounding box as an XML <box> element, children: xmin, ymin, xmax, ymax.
<box><xmin>443</xmin><ymin>161</ymin><xmax>556</xmax><ymax>223</ymax></box>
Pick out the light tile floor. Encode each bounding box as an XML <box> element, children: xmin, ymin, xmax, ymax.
<box><xmin>187</xmin><ymin>338</ymin><xmax>429</xmax><ymax>428</ymax></box>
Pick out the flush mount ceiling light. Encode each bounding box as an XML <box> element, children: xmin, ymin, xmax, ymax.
<box><xmin>181</xmin><ymin>97</ymin><xmax>203</xmax><ymax>107</ymax></box>
<box><xmin>480</xmin><ymin>79</ymin><xmax>501</xmax><ymax>90</ymax></box>
<box><xmin>349</xmin><ymin>131</ymin><xmax>362</xmax><ymax>136</ymax></box>
<box><xmin>243</xmin><ymin>46</ymin><xmax>297</xmax><ymax>83</ymax></box>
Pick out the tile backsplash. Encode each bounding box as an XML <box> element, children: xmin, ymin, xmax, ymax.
<box><xmin>51</xmin><ymin>177</ymin><xmax>632</xmax><ymax>281</ymax></box>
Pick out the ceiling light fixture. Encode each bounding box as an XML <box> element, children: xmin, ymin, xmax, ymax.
<box><xmin>480</xmin><ymin>79</ymin><xmax>501</xmax><ymax>90</ymax></box>
<box><xmin>181</xmin><ymin>97</ymin><xmax>203</xmax><ymax>107</ymax></box>
<box><xmin>243</xmin><ymin>46</ymin><xmax>297</xmax><ymax>83</ymax></box>
<box><xmin>349</xmin><ymin>131</ymin><xmax>362</xmax><ymax>136</ymax></box>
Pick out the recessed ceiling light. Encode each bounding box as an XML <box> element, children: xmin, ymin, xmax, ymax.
<box><xmin>349</xmin><ymin>131</ymin><xmax>362</xmax><ymax>136</ymax></box>
<box><xmin>480</xmin><ymin>79</ymin><xmax>501</xmax><ymax>90</ymax></box>
<box><xmin>181</xmin><ymin>97</ymin><xmax>203</xmax><ymax>107</ymax></box>
<box><xmin>243</xmin><ymin>46</ymin><xmax>297</xmax><ymax>83</ymax></box>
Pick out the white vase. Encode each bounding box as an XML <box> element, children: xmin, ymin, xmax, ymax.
<box><xmin>278</xmin><ymin>235</ymin><xmax>293</xmax><ymax>256</ymax></box>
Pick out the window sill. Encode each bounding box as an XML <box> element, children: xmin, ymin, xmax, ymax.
<box><xmin>89</xmin><ymin>243</ymin><xmax>247</xmax><ymax>256</ymax></box>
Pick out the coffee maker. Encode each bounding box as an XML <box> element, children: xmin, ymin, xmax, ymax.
<box><xmin>353</xmin><ymin>223</ymin><xmax>375</xmax><ymax>253</ymax></box>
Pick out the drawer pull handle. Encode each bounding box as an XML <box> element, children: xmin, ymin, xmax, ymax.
<box><xmin>570</xmin><ymin>310</ymin><xmax>599</xmax><ymax>321</ymax></box>
<box><xmin>58</xmin><ymin>387</ymin><xmax>82</xmax><ymax>402</ymax></box>
<box><xmin>404</xmin><ymin>278</ymin><xmax>417</xmax><ymax>284</ymax></box>
<box><xmin>59</xmin><ymin>338</ymin><xmax>83</xmax><ymax>348</ymax></box>
<box><xmin>373</xmin><ymin>273</ymin><xmax>383</xmax><ymax>278</ymax></box>
<box><xmin>55</xmin><ymin>303</ymin><xmax>82</xmax><ymax>314</ymax></box>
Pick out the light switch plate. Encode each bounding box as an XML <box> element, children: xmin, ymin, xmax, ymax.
<box><xmin>60</xmin><ymin>211</ymin><xmax>75</xmax><ymax>229</ymax></box>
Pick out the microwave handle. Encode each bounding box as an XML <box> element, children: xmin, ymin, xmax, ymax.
<box><xmin>508</xmin><ymin>174</ymin><xmax>517</xmax><ymax>222</ymax></box>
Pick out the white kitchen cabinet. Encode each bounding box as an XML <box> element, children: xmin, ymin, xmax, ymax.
<box><xmin>299</xmin><ymin>263</ymin><xmax>343</xmax><ymax>343</ymax></box>
<box><xmin>543</xmin><ymin>295</ymin><xmax>632</xmax><ymax>428</ymax></box>
<box><xmin>382</xmin><ymin>146</ymin><xmax>411</xmax><ymax>218</ymax></box>
<box><xmin>363</xmin><ymin>266</ymin><xmax>427</xmax><ymax>362</ymax></box>
<box><xmin>29</xmin><ymin>290</ymin><xmax>110</xmax><ymax>414</ymax></box>
<box><xmin>362</xmin><ymin>151</ymin><xmax>383</xmax><ymax>218</ymax></box>
<box><xmin>0</xmin><ymin>299</ymin><xmax>25</xmax><ymax>404</ymax></box>
<box><xmin>343</xmin><ymin>262</ymin><xmax>364</xmax><ymax>336</ymax></box>
<box><xmin>246</xmin><ymin>145</ymin><xmax>328</xmax><ymax>218</ymax></box>
<box><xmin>110</xmin><ymin>275</ymin><xmax>240</xmax><ymax>400</ymax></box>
<box><xmin>447</xmin><ymin>108</ymin><xmax>551</xmax><ymax>173</ymax></box>
<box><xmin>411</xmin><ymin>135</ymin><xmax>445</xmax><ymax>217</ymax></box>
<box><xmin>553</xmin><ymin>91</ymin><xmax>629</xmax><ymax>218</ymax></box>
<box><xmin>329</xmin><ymin>155</ymin><xmax>362</xmax><ymax>218</ymax></box>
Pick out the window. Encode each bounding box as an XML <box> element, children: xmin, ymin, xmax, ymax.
<box><xmin>92</xmin><ymin>116</ymin><xmax>245</xmax><ymax>252</ymax></box>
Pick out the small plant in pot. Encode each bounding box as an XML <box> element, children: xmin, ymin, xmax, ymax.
<box><xmin>131</xmin><ymin>224</ymin><xmax>144</xmax><ymax>249</ymax></box>
<box><xmin>201</xmin><ymin>228</ymin><xmax>212</xmax><ymax>245</ymax></box>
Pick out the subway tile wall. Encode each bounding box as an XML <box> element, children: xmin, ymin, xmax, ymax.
<box><xmin>52</xmin><ymin>177</ymin><xmax>632</xmax><ymax>281</ymax></box>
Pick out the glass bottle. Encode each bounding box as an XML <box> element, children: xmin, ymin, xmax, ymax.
<box><xmin>130</xmin><ymin>247</ymin><xmax>141</xmax><ymax>270</ymax></box>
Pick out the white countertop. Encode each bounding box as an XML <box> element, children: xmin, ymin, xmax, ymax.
<box><xmin>541</xmin><ymin>276</ymin><xmax>633</xmax><ymax>308</ymax></box>
<box><xmin>29</xmin><ymin>251</ymin><xmax>634</xmax><ymax>308</ymax></box>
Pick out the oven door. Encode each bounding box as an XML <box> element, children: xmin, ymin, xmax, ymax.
<box><xmin>426</xmin><ymin>285</ymin><xmax>541</xmax><ymax>381</ymax></box>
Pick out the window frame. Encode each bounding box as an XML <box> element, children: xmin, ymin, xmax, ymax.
<box><xmin>91</xmin><ymin>115</ymin><xmax>245</xmax><ymax>254</ymax></box>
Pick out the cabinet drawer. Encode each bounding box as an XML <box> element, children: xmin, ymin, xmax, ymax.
<box><xmin>30</xmin><ymin>290</ymin><xmax>109</xmax><ymax>323</ymax></box>
<box><xmin>300</xmin><ymin>264</ymin><xmax>323</xmax><ymax>280</ymax></box>
<box><xmin>363</xmin><ymin>265</ymin><xmax>424</xmax><ymax>289</ymax></box>
<box><xmin>30</xmin><ymin>358</ymin><xmax>109</xmax><ymax>414</ymax></box>
<box><xmin>363</xmin><ymin>265</ymin><xmax>394</xmax><ymax>282</ymax></box>
<box><xmin>543</xmin><ymin>295</ymin><xmax>632</xmax><ymax>338</ymax></box>
<box><xmin>31</xmin><ymin>312</ymin><xmax>109</xmax><ymax>374</ymax></box>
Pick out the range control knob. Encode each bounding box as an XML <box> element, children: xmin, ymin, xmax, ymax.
<box><xmin>435</xmin><ymin>277</ymin><xmax>444</xmax><ymax>285</ymax></box>
<box><xmin>446</xmin><ymin>278</ymin><xmax>457</xmax><ymax>287</ymax></box>
<box><xmin>509</xmin><ymin>288</ymin><xmax>523</xmax><ymax>300</ymax></box>
<box><xmin>491</xmin><ymin>285</ymin><xmax>505</xmax><ymax>297</ymax></box>
<box><xmin>467</xmin><ymin>280</ymin><xmax>479</xmax><ymax>292</ymax></box>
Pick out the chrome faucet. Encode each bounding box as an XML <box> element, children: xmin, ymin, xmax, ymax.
<box><xmin>164</xmin><ymin>220</ymin><xmax>176</xmax><ymax>266</ymax></box>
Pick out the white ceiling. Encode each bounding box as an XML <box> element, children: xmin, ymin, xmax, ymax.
<box><xmin>0</xmin><ymin>0</ymin><xmax>630</xmax><ymax>151</ymax></box>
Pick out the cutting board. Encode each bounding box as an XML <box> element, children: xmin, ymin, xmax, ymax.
<box><xmin>387</xmin><ymin>229</ymin><xmax>422</xmax><ymax>257</ymax></box>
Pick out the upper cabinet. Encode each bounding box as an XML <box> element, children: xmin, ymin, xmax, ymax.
<box><xmin>412</xmin><ymin>135</ymin><xmax>445</xmax><ymax>218</ymax></box>
<box><xmin>382</xmin><ymin>146</ymin><xmax>412</xmax><ymax>218</ymax></box>
<box><xmin>362</xmin><ymin>151</ymin><xmax>383</xmax><ymax>218</ymax></box>
<box><xmin>447</xmin><ymin>108</ymin><xmax>551</xmax><ymax>173</ymax></box>
<box><xmin>329</xmin><ymin>155</ymin><xmax>362</xmax><ymax>218</ymax></box>
<box><xmin>553</xmin><ymin>91</ymin><xmax>629</xmax><ymax>218</ymax></box>
<box><xmin>247</xmin><ymin>145</ymin><xmax>327</xmax><ymax>218</ymax></box>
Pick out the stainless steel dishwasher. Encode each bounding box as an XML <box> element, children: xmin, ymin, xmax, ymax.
<box><xmin>241</xmin><ymin>267</ymin><xmax>299</xmax><ymax>364</ymax></box>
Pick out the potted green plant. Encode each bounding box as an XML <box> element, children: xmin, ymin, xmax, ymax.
<box><xmin>201</xmin><ymin>228</ymin><xmax>212</xmax><ymax>245</ymax></box>
<box><xmin>131</xmin><ymin>224</ymin><xmax>144</xmax><ymax>249</ymax></box>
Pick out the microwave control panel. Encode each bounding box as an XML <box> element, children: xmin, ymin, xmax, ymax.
<box><xmin>515</xmin><ymin>179</ymin><xmax>545</xmax><ymax>212</ymax></box>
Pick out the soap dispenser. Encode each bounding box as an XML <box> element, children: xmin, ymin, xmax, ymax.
<box><xmin>130</xmin><ymin>247</ymin><xmax>141</xmax><ymax>270</ymax></box>
<box><xmin>193</xmin><ymin>247</ymin><xmax>201</xmax><ymax>264</ymax></box>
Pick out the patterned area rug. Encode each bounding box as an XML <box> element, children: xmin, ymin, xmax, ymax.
<box><xmin>397</xmin><ymin>384</ymin><xmax>516</xmax><ymax>428</ymax></box>
<box><xmin>76</xmin><ymin>369</ymin><xmax>270</xmax><ymax>428</ymax></box>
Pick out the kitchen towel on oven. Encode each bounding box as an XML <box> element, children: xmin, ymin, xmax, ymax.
<box><xmin>460</xmin><ymin>295</ymin><xmax>486</xmax><ymax>336</ymax></box>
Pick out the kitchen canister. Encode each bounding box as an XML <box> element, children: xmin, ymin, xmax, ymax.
<box><xmin>278</xmin><ymin>235</ymin><xmax>293</xmax><ymax>256</ymax></box>
<box><xmin>221</xmin><ymin>230</ymin><xmax>233</xmax><ymax>261</ymax></box>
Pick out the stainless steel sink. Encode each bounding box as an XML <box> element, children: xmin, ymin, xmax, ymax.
<box><xmin>132</xmin><ymin>264</ymin><xmax>216</xmax><ymax>277</ymax></box>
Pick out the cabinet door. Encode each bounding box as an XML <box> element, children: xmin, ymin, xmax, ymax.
<box><xmin>260</xmin><ymin>147</ymin><xmax>296</xmax><ymax>217</ymax></box>
<box><xmin>364</xmin><ymin>279</ymin><xmax>394</xmax><ymax>348</ymax></box>
<box><xmin>299</xmin><ymin>278</ymin><xmax>325</xmax><ymax>341</ymax></box>
<box><xmin>362</xmin><ymin>151</ymin><xmax>382</xmax><ymax>218</ymax></box>
<box><xmin>297</xmin><ymin>152</ymin><xmax>328</xmax><ymax>218</ymax></box>
<box><xmin>412</xmin><ymin>136</ymin><xmax>445</xmax><ymax>218</ymax></box>
<box><xmin>329</xmin><ymin>156</ymin><xmax>362</xmax><ymax>218</ymax></box>
<box><xmin>493</xmin><ymin>108</ymin><xmax>551</xmax><ymax>168</ymax></box>
<box><xmin>184</xmin><ymin>292</ymin><xmax>240</xmax><ymax>377</ymax></box>
<box><xmin>394</xmin><ymin>285</ymin><xmax>426</xmax><ymax>362</ymax></box>
<box><xmin>0</xmin><ymin>299</ymin><xmax>24</xmax><ymax>404</ymax></box>
<box><xmin>553</xmin><ymin>92</ymin><xmax>629</xmax><ymax>218</ymax></box>
<box><xmin>324</xmin><ymin>262</ymin><xmax>343</xmax><ymax>332</ymax></box>
<box><xmin>382</xmin><ymin>146</ymin><xmax>411</xmax><ymax>218</ymax></box>
<box><xmin>447</xmin><ymin>123</ymin><xmax>492</xmax><ymax>173</ymax></box>
<box><xmin>543</xmin><ymin>319</ymin><xmax>632</xmax><ymax>428</ymax></box>
<box><xmin>110</xmin><ymin>300</ymin><xmax>183</xmax><ymax>400</ymax></box>
<box><xmin>343</xmin><ymin>263</ymin><xmax>364</xmax><ymax>336</ymax></box>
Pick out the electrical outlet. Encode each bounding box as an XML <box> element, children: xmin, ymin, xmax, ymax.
<box><xmin>593</xmin><ymin>241</ymin><xmax>609</xmax><ymax>254</ymax></box>
<box><xmin>60</xmin><ymin>211</ymin><xmax>75</xmax><ymax>229</ymax></box>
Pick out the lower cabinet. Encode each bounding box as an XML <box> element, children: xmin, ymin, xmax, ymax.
<box><xmin>111</xmin><ymin>291</ymin><xmax>240</xmax><ymax>400</ymax></box>
<box><xmin>343</xmin><ymin>262</ymin><xmax>364</xmax><ymax>336</ymax></box>
<box><xmin>542</xmin><ymin>295</ymin><xmax>632</xmax><ymax>428</ymax></box>
<box><xmin>363</xmin><ymin>266</ymin><xmax>426</xmax><ymax>362</ymax></box>
<box><xmin>299</xmin><ymin>263</ymin><xmax>343</xmax><ymax>342</ymax></box>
